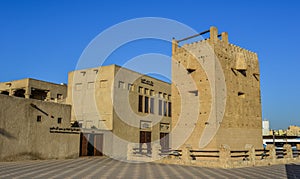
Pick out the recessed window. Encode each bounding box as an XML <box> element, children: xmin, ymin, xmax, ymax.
<box><xmin>0</xmin><ymin>91</ymin><xmax>9</xmax><ymax>95</ymax></box>
<box><xmin>158</xmin><ymin>100</ymin><xmax>162</xmax><ymax>116</ymax></box>
<box><xmin>144</xmin><ymin>88</ymin><xmax>149</xmax><ymax>95</ymax></box>
<box><xmin>238</xmin><ymin>92</ymin><xmax>245</xmax><ymax>98</ymax></box>
<box><xmin>80</xmin><ymin>71</ymin><xmax>86</xmax><ymax>76</ymax></box>
<box><xmin>188</xmin><ymin>90</ymin><xmax>198</xmax><ymax>96</ymax></box>
<box><xmin>150</xmin><ymin>98</ymin><xmax>154</xmax><ymax>114</ymax></box>
<box><xmin>238</xmin><ymin>70</ymin><xmax>247</xmax><ymax>77</ymax></box>
<box><xmin>128</xmin><ymin>84</ymin><xmax>134</xmax><ymax>91</ymax></box>
<box><xmin>138</xmin><ymin>86</ymin><xmax>143</xmax><ymax>94</ymax></box>
<box><xmin>158</xmin><ymin>92</ymin><xmax>162</xmax><ymax>98</ymax></box>
<box><xmin>87</xmin><ymin>82</ymin><xmax>95</xmax><ymax>89</ymax></box>
<box><xmin>253</xmin><ymin>73</ymin><xmax>259</xmax><ymax>81</ymax></box>
<box><xmin>37</xmin><ymin>115</ymin><xmax>42</xmax><ymax>122</ymax></box>
<box><xmin>118</xmin><ymin>81</ymin><xmax>125</xmax><ymax>89</ymax></box>
<box><xmin>138</xmin><ymin>95</ymin><xmax>143</xmax><ymax>112</ymax></box>
<box><xmin>57</xmin><ymin>94</ymin><xmax>63</xmax><ymax>100</ymax></box>
<box><xmin>163</xmin><ymin>93</ymin><xmax>167</xmax><ymax>99</ymax></box>
<box><xmin>163</xmin><ymin>101</ymin><xmax>167</xmax><ymax>116</ymax></box>
<box><xmin>100</xmin><ymin>80</ymin><xmax>108</xmax><ymax>88</ymax></box>
<box><xmin>187</xmin><ymin>68</ymin><xmax>196</xmax><ymax>74</ymax></box>
<box><xmin>75</xmin><ymin>83</ymin><xmax>82</xmax><ymax>91</ymax></box>
<box><xmin>168</xmin><ymin>102</ymin><xmax>172</xmax><ymax>117</ymax></box>
<box><xmin>57</xmin><ymin>117</ymin><xmax>62</xmax><ymax>124</ymax></box>
<box><xmin>150</xmin><ymin>90</ymin><xmax>154</xmax><ymax>96</ymax></box>
<box><xmin>144</xmin><ymin>96</ymin><xmax>149</xmax><ymax>113</ymax></box>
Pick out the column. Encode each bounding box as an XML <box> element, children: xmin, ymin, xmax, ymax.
<box><xmin>152</xmin><ymin>143</ymin><xmax>161</xmax><ymax>160</ymax></box>
<box><xmin>25</xmin><ymin>87</ymin><xmax>31</xmax><ymax>99</ymax></box>
<box><xmin>219</xmin><ymin>144</ymin><xmax>231</xmax><ymax>168</ymax></box>
<box><xmin>210</xmin><ymin>26</ymin><xmax>218</xmax><ymax>43</ymax></box>
<box><xmin>283</xmin><ymin>144</ymin><xmax>293</xmax><ymax>159</ymax></box>
<box><xmin>181</xmin><ymin>145</ymin><xmax>192</xmax><ymax>163</ymax></box>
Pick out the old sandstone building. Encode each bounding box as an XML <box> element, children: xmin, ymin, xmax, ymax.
<box><xmin>0</xmin><ymin>26</ymin><xmax>264</xmax><ymax>162</ymax></box>
<box><xmin>0</xmin><ymin>78</ymin><xmax>79</xmax><ymax>161</ymax></box>
<box><xmin>171</xmin><ymin>26</ymin><xmax>262</xmax><ymax>151</ymax></box>
<box><xmin>67</xmin><ymin>65</ymin><xmax>171</xmax><ymax>158</ymax></box>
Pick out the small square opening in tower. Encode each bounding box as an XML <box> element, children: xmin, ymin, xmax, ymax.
<box><xmin>187</xmin><ymin>68</ymin><xmax>196</xmax><ymax>74</ymax></box>
<box><xmin>238</xmin><ymin>92</ymin><xmax>245</xmax><ymax>98</ymax></box>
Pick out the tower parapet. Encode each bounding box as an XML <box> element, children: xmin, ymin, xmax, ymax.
<box><xmin>171</xmin><ymin>26</ymin><xmax>262</xmax><ymax>150</ymax></box>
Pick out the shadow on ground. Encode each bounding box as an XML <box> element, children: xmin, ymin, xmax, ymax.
<box><xmin>286</xmin><ymin>163</ymin><xmax>300</xmax><ymax>178</ymax></box>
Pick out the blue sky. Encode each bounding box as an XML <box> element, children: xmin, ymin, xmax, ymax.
<box><xmin>0</xmin><ymin>0</ymin><xmax>299</xmax><ymax>129</ymax></box>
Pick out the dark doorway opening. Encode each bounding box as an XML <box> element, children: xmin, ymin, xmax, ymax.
<box><xmin>80</xmin><ymin>133</ymin><xmax>103</xmax><ymax>156</ymax></box>
<box><xmin>31</xmin><ymin>89</ymin><xmax>47</xmax><ymax>100</ymax></box>
<box><xmin>0</xmin><ymin>91</ymin><xmax>9</xmax><ymax>95</ymax></box>
<box><xmin>14</xmin><ymin>89</ymin><xmax>25</xmax><ymax>98</ymax></box>
<box><xmin>140</xmin><ymin>131</ymin><xmax>151</xmax><ymax>154</ymax></box>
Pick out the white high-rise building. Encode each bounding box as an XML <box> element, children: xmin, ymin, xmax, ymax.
<box><xmin>262</xmin><ymin>120</ymin><xmax>270</xmax><ymax>136</ymax></box>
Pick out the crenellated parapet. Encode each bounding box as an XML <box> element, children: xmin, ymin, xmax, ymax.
<box><xmin>171</xmin><ymin>26</ymin><xmax>263</xmax><ymax>151</ymax></box>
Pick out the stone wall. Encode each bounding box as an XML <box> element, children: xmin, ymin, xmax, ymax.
<box><xmin>171</xmin><ymin>26</ymin><xmax>262</xmax><ymax>151</ymax></box>
<box><xmin>0</xmin><ymin>94</ymin><xmax>79</xmax><ymax>161</ymax></box>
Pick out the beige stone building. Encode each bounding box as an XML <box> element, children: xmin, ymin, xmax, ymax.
<box><xmin>67</xmin><ymin>65</ymin><xmax>171</xmax><ymax>158</ymax></box>
<box><xmin>0</xmin><ymin>78</ymin><xmax>67</xmax><ymax>102</ymax></box>
<box><xmin>171</xmin><ymin>26</ymin><xmax>263</xmax><ymax>150</ymax></box>
<box><xmin>0</xmin><ymin>78</ymin><xmax>79</xmax><ymax>161</ymax></box>
<box><xmin>287</xmin><ymin>125</ymin><xmax>300</xmax><ymax>136</ymax></box>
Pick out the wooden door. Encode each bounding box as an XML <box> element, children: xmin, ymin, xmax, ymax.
<box><xmin>80</xmin><ymin>133</ymin><xmax>88</xmax><ymax>156</ymax></box>
<box><xmin>140</xmin><ymin>131</ymin><xmax>151</xmax><ymax>154</ymax></box>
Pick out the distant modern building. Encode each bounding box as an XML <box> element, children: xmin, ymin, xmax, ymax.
<box><xmin>67</xmin><ymin>65</ymin><xmax>171</xmax><ymax>158</ymax></box>
<box><xmin>287</xmin><ymin>125</ymin><xmax>300</xmax><ymax>136</ymax></box>
<box><xmin>262</xmin><ymin>120</ymin><xmax>270</xmax><ymax>136</ymax></box>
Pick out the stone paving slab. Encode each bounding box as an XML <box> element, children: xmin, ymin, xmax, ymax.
<box><xmin>0</xmin><ymin>157</ymin><xmax>299</xmax><ymax>178</ymax></box>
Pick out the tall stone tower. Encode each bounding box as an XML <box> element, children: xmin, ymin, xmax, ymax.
<box><xmin>171</xmin><ymin>26</ymin><xmax>262</xmax><ymax>150</ymax></box>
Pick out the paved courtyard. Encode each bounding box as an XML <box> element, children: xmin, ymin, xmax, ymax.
<box><xmin>0</xmin><ymin>157</ymin><xmax>299</xmax><ymax>178</ymax></box>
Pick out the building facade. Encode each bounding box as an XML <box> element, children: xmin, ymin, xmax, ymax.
<box><xmin>0</xmin><ymin>78</ymin><xmax>67</xmax><ymax>103</ymax></box>
<box><xmin>171</xmin><ymin>26</ymin><xmax>263</xmax><ymax>150</ymax></box>
<box><xmin>262</xmin><ymin>120</ymin><xmax>270</xmax><ymax>136</ymax></box>
<box><xmin>67</xmin><ymin>65</ymin><xmax>171</xmax><ymax>158</ymax></box>
<box><xmin>0</xmin><ymin>79</ymin><xmax>79</xmax><ymax>161</ymax></box>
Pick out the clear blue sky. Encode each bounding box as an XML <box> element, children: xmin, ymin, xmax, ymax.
<box><xmin>0</xmin><ymin>0</ymin><xmax>299</xmax><ymax>129</ymax></box>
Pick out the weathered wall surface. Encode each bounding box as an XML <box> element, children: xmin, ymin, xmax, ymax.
<box><xmin>0</xmin><ymin>94</ymin><xmax>79</xmax><ymax>161</ymax></box>
<box><xmin>172</xmin><ymin>27</ymin><xmax>262</xmax><ymax>150</ymax></box>
<box><xmin>0</xmin><ymin>78</ymin><xmax>67</xmax><ymax>102</ymax></box>
<box><xmin>112</xmin><ymin>66</ymin><xmax>172</xmax><ymax>158</ymax></box>
<box><xmin>67</xmin><ymin>65</ymin><xmax>171</xmax><ymax>158</ymax></box>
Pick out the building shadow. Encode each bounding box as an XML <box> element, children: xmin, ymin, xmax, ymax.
<box><xmin>286</xmin><ymin>163</ymin><xmax>300</xmax><ymax>178</ymax></box>
<box><xmin>0</xmin><ymin>128</ymin><xmax>17</xmax><ymax>139</ymax></box>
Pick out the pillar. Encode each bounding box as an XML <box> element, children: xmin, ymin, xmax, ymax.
<box><xmin>25</xmin><ymin>87</ymin><xmax>31</xmax><ymax>99</ymax></box>
<box><xmin>181</xmin><ymin>145</ymin><xmax>192</xmax><ymax>163</ymax></box>
<box><xmin>9</xmin><ymin>89</ymin><xmax>15</xmax><ymax>96</ymax></box>
<box><xmin>210</xmin><ymin>26</ymin><xmax>218</xmax><ymax>43</ymax></box>
<box><xmin>127</xmin><ymin>143</ymin><xmax>134</xmax><ymax>160</ymax></box>
<box><xmin>283</xmin><ymin>144</ymin><xmax>293</xmax><ymax>159</ymax></box>
<box><xmin>46</xmin><ymin>91</ymin><xmax>51</xmax><ymax>101</ymax></box>
<box><xmin>266</xmin><ymin>144</ymin><xmax>276</xmax><ymax>162</ymax></box>
<box><xmin>221</xmin><ymin>32</ymin><xmax>229</xmax><ymax>45</ymax></box>
<box><xmin>245</xmin><ymin>145</ymin><xmax>255</xmax><ymax>164</ymax></box>
<box><xmin>219</xmin><ymin>144</ymin><xmax>231</xmax><ymax>168</ymax></box>
<box><xmin>172</xmin><ymin>39</ymin><xmax>178</xmax><ymax>55</ymax></box>
<box><xmin>152</xmin><ymin>143</ymin><xmax>161</xmax><ymax>160</ymax></box>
